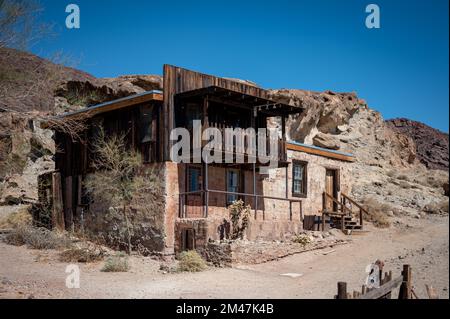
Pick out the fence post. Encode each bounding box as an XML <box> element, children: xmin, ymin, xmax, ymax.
<box><xmin>337</xmin><ymin>282</ymin><xmax>347</xmax><ymax>299</ymax></box>
<box><xmin>398</xmin><ymin>265</ymin><xmax>412</xmax><ymax>299</ymax></box>
<box><xmin>360</xmin><ymin>208</ymin><xmax>363</xmax><ymax>229</ymax></box>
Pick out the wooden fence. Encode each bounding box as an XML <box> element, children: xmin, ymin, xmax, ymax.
<box><xmin>335</xmin><ymin>264</ymin><xmax>413</xmax><ymax>299</ymax></box>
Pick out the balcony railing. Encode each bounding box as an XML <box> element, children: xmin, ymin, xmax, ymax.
<box><xmin>185</xmin><ymin>126</ymin><xmax>287</xmax><ymax>164</ymax></box>
<box><xmin>178</xmin><ymin>189</ymin><xmax>302</xmax><ymax>221</ymax></box>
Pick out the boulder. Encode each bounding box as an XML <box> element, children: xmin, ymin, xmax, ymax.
<box><xmin>312</xmin><ymin>133</ymin><xmax>341</xmax><ymax>150</ymax></box>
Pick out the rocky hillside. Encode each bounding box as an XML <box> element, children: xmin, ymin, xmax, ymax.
<box><xmin>0</xmin><ymin>47</ymin><xmax>162</xmax><ymax>205</ymax></box>
<box><xmin>0</xmin><ymin>47</ymin><xmax>162</xmax><ymax>114</ymax></box>
<box><xmin>268</xmin><ymin>89</ymin><xmax>448</xmax><ymax>219</ymax></box>
<box><xmin>386</xmin><ymin>118</ymin><xmax>449</xmax><ymax>171</ymax></box>
<box><xmin>0</xmin><ymin>48</ymin><xmax>448</xmax><ymax>221</ymax></box>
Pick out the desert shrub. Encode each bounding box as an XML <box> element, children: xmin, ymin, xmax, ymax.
<box><xmin>397</xmin><ymin>174</ymin><xmax>409</xmax><ymax>181</ymax></box>
<box><xmin>425</xmin><ymin>176</ymin><xmax>444</xmax><ymax>189</ymax></box>
<box><xmin>386</xmin><ymin>170</ymin><xmax>396</xmax><ymax>178</ymax></box>
<box><xmin>0</xmin><ymin>206</ymin><xmax>32</xmax><ymax>228</ymax></box>
<box><xmin>177</xmin><ymin>250</ymin><xmax>207</xmax><ymax>272</ymax></box>
<box><xmin>229</xmin><ymin>199</ymin><xmax>251</xmax><ymax>240</ymax></box>
<box><xmin>423</xmin><ymin>199</ymin><xmax>449</xmax><ymax>215</ymax></box>
<box><xmin>361</xmin><ymin>197</ymin><xmax>391</xmax><ymax>228</ymax></box>
<box><xmin>5</xmin><ymin>226</ymin><xmax>71</xmax><ymax>249</ymax></box>
<box><xmin>59</xmin><ymin>247</ymin><xmax>105</xmax><ymax>263</ymax></box>
<box><xmin>101</xmin><ymin>253</ymin><xmax>129</xmax><ymax>272</ymax></box>
<box><xmin>292</xmin><ymin>234</ymin><xmax>311</xmax><ymax>246</ymax></box>
<box><xmin>84</xmin><ymin>127</ymin><xmax>146</xmax><ymax>255</ymax></box>
<box><xmin>398</xmin><ymin>180</ymin><xmax>411</xmax><ymax>189</ymax></box>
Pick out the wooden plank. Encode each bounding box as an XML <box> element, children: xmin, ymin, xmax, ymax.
<box><xmin>64</xmin><ymin>176</ymin><xmax>73</xmax><ymax>231</ymax></box>
<box><xmin>51</xmin><ymin>172</ymin><xmax>65</xmax><ymax>231</ymax></box>
<box><xmin>286</xmin><ymin>142</ymin><xmax>355</xmax><ymax>162</ymax></box>
<box><xmin>162</xmin><ymin>64</ymin><xmax>288</xmax><ymax>160</ymax></box>
<box><xmin>358</xmin><ymin>276</ymin><xmax>403</xmax><ymax>299</ymax></box>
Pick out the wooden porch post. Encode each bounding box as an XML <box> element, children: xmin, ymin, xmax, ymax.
<box><xmin>203</xmin><ymin>95</ymin><xmax>209</xmax><ymax>218</ymax></box>
<box><xmin>252</xmin><ymin>107</ymin><xmax>258</xmax><ymax>219</ymax></box>
<box><xmin>51</xmin><ymin>172</ymin><xmax>65</xmax><ymax>231</ymax></box>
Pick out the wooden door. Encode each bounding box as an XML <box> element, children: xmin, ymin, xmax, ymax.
<box><xmin>325</xmin><ymin>169</ymin><xmax>335</xmax><ymax>211</ymax></box>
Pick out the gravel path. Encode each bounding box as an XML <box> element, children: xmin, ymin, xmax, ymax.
<box><xmin>0</xmin><ymin>215</ymin><xmax>448</xmax><ymax>299</ymax></box>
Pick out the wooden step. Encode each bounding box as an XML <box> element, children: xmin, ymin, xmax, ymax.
<box><xmin>344</xmin><ymin>224</ymin><xmax>363</xmax><ymax>230</ymax></box>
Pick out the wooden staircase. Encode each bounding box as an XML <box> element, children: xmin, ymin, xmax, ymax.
<box><xmin>321</xmin><ymin>192</ymin><xmax>367</xmax><ymax>234</ymax></box>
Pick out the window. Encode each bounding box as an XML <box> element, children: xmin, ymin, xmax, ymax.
<box><xmin>292</xmin><ymin>161</ymin><xmax>307</xmax><ymax>197</ymax></box>
<box><xmin>226</xmin><ymin>169</ymin><xmax>240</xmax><ymax>205</ymax></box>
<box><xmin>188</xmin><ymin>167</ymin><xmax>202</xmax><ymax>192</ymax></box>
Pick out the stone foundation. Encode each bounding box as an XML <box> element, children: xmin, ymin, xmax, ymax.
<box><xmin>203</xmin><ymin>232</ymin><xmax>348</xmax><ymax>266</ymax></box>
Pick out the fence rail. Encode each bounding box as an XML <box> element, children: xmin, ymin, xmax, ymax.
<box><xmin>335</xmin><ymin>264</ymin><xmax>412</xmax><ymax>299</ymax></box>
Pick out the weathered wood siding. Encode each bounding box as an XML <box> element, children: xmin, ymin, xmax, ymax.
<box><xmin>162</xmin><ymin>64</ymin><xmax>274</xmax><ymax>160</ymax></box>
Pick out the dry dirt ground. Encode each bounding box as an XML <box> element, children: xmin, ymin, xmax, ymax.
<box><xmin>0</xmin><ymin>215</ymin><xmax>448</xmax><ymax>299</ymax></box>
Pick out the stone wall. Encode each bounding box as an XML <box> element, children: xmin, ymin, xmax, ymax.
<box><xmin>166</xmin><ymin>149</ymin><xmax>352</xmax><ymax>253</ymax></box>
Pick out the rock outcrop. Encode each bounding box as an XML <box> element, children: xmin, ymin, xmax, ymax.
<box><xmin>269</xmin><ymin>88</ymin><xmax>448</xmax><ymax>217</ymax></box>
<box><xmin>386</xmin><ymin>118</ymin><xmax>449</xmax><ymax>171</ymax></box>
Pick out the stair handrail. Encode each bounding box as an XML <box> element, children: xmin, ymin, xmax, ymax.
<box><xmin>341</xmin><ymin>193</ymin><xmax>367</xmax><ymax>229</ymax></box>
<box><xmin>322</xmin><ymin>192</ymin><xmax>353</xmax><ymax>215</ymax></box>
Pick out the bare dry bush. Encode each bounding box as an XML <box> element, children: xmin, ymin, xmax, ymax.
<box><xmin>5</xmin><ymin>226</ymin><xmax>71</xmax><ymax>249</ymax></box>
<box><xmin>423</xmin><ymin>199</ymin><xmax>449</xmax><ymax>215</ymax></box>
<box><xmin>0</xmin><ymin>0</ymin><xmax>53</xmax><ymax>49</ymax></box>
<box><xmin>0</xmin><ymin>205</ymin><xmax>31</xmax><ymax>228</ymax></box>
<box><xmin>101</xmin><ymin>253</ymin><xmax>129</xmax><ymax>272</ymax></box>
<box><xmin>84</xmin><ymin>127</ymin><xmax>157</xmax><ymax>254</ymax></box>
<box><xmin>59</xmin><ymin>247</ymin><xmax>105</xmax><ymax>263</ymax></box>
<box><xmin>229</xmin><ymin>199</ymin><xmax>251</xmax><ymax>240</ymax></box>
<box><xmin>361</xmin><ymin>197</ymin><xmax>391</xmax><ymax>228</ymax></box>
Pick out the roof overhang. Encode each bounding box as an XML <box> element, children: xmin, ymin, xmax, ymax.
<box><xmin>41</xmin><ymin>90</ymin><xmax>163</xmax><ymax>129</ymax></box>
<box><xmin>175</xmin><ymin>86</ymin><xmax>302</xmax><ymax>117</ymax></box>
<box><xmin>287</xmin><ymin>141</ymin><xmax>355</xmax><ymax>162</ymax></box>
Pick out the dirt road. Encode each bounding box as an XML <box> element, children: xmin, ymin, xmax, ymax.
<box><xmin>0</xmin><ymin>215</ymin><xmax>448</xmax><ymax>299</ymax></box>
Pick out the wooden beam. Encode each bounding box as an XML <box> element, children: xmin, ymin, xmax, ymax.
<box><xmin>286</xmin><ymin>142</ymin><xmax>355</xmax><ymax>162</ymax></box>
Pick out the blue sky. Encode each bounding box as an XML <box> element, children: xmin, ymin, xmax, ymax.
<box><xmin>32</xmin><ymin>0</ymin><xmax>449</xmax><ymax>132</ymax></box>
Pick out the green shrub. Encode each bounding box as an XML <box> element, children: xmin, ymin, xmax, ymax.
<box><xmin>101</xmin><ymin>253</ymin><xmax>129</xmax><ymax>272</ymax></box>
<box><xmin>177</xmin><ymin>250</ymin><xmax>207</xmax><ymax>272</ymax></box>
<box><xmin>292</xmin><ymin>234</ymin><xmax>311</xmax><ymax>246</ymax></box>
